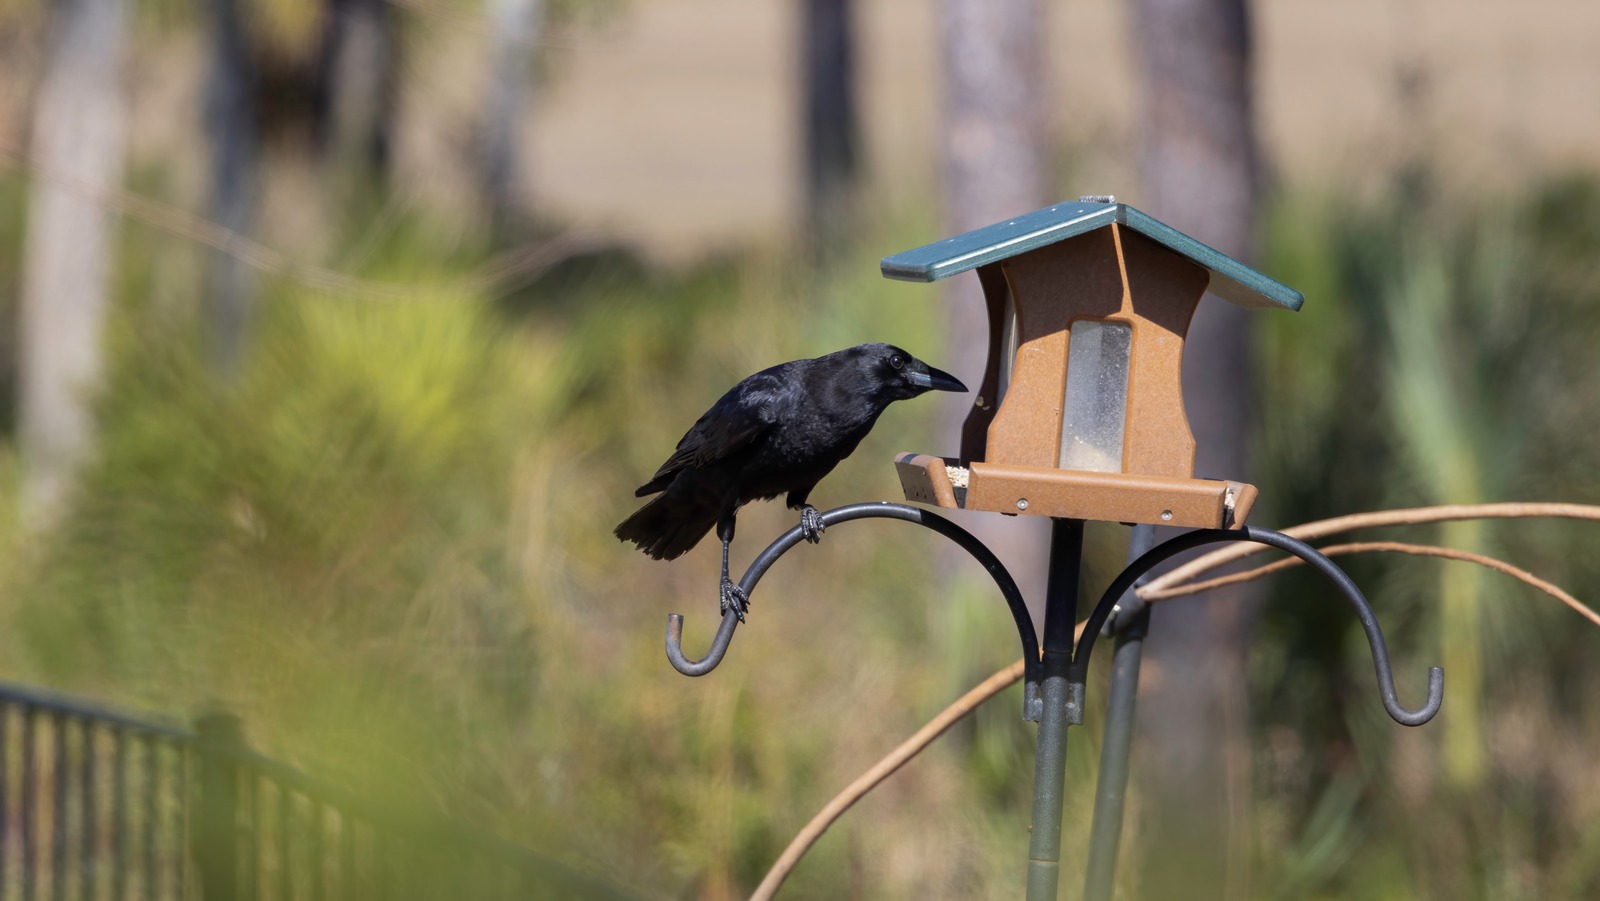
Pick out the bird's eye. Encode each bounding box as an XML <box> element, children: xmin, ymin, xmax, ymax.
<box><xmin>889</xmin><ymin>354</ymin><xmax>905</xmax><ymax>370</ymax></box>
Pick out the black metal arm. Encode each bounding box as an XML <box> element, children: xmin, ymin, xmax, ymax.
<box><xmin>665</xmin><ymin>502</ymin><xmax>1041</xmax><ymax>698</ymax></box>
<box><xmin>1069</xmin><ymin>525</ymin><xmax>1444</xmax><ymax>727</ymax></box>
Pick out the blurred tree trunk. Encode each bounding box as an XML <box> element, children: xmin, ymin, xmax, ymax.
<box><xmin>1129</xmin><ymin>0</ymin><xmax>1262</xmax><ymax>898</ymax></box>
<box><xmin>937</xmin><ymin>0</ymin><xmax>1050</xmax><ymax>604</ymax></box>
<box><xmin>799</xmin><ymin>0</ymin><xmax>860</xmax><ymax>257</ymax></box>
<box><xmin>480</xmin><ymin>0</ymin><xmax>545</xmax><ymax>236</ymax></box>
<box><xmin>17</xmin><ymin>0</ymin><xmax>130</xmax><ymax>523</ymax></box>
<box><xmin>319</xmin><ymin>0</ymin><xmax>397</xmax><ymax>201</ymax></box>
<box><xmin>205</xmin><ymin>0</ymin><xmax>259</xmax><ymax>375</ymax></box>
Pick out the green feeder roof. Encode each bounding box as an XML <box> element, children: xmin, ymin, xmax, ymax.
<box><xmin>881</xmin><ymin>199</ymin><xmax>1303</xmax><ymax>312</ymax></box>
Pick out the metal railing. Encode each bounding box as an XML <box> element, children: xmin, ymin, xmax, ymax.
<box><xmin>0</xmin><ymin>682</ymin><xmax>633</xmax><ymax>900</ymax></box>
<box><xmin>0</xmin><ymin>683</ymin><xmax>191</xmax><ymax>900</ymax></box>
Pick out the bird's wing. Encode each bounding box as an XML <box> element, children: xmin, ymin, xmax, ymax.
<box><xmin>634</xmin><ymin>371</ymin><xmax>785</xmax><ymax>497</ymax></box>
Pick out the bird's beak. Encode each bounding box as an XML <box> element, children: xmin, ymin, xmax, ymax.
<box><xmin>909</xmin><ymin>363</ymin><xmax>968</xmax><ymax>393</ymax></box>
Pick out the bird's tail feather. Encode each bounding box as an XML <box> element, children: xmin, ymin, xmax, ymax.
<box><xmin>614</xmin><ymin>493</ymin><xmax>719</xmax><ymax>561</ymax></box>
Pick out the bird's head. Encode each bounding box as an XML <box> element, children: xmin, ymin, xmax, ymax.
<box><xmin>850</xmin><ymin>343</ymin><xmax>968</xmax><ymax>402</ymax></box>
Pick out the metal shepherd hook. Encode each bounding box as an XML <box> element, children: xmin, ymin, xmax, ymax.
<box><xmin>1070</xmin><ymin>525</ymin><xmax>1444</xmax><ymax>726</ymax></box>
<box><xmin>665</xmin><ymin>502</ymin><xmax>1044</xmax><ymax>714</ymax></box>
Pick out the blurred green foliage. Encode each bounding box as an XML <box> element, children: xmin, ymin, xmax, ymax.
<box><xmin>3</xmin><ymin>160</ymin><xmax>1600</xmax><ymax>899</ymax></box>
<box><xmin>1249</xmin><ymin>170</ymin><xmax>1600</xmax><ymax>901</ymax></box>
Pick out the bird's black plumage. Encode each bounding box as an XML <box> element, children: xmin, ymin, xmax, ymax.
<box><xmin>615</xmin><ymin>344</ymin><xmax>967</xmax><ymax>573</ymax></box>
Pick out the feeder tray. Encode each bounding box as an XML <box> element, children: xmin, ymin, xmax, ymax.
<box><xmin>894</xmin><ymin>453</ymin><xmax>1257</xmax><ymax>529</ymax></box>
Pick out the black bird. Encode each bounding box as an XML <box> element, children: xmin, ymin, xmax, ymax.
<box><xmin>615</xmin><ymin>343</ymin><xmax>967</xmax><ymax>619</ymax></box>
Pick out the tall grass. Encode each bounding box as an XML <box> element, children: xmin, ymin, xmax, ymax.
<box><xmin>1251</xmin><ymin>171</ymin><xmax>1600</xmax><ymax>900</ymax></box>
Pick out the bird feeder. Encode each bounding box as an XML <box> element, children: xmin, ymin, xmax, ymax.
<box><xmin>883</xmin><ymin>199</ymin><xmax>1303</xmax><ymax>529</ymax></box>
<box><xmin>662</xmin><ymin>197</ymin><xmax>1439</xmax><ymax>901</ymax></box>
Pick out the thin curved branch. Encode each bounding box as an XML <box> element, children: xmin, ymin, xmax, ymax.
<box><xmin>749</xmin><ymin>657</ymin><xmax>1037</xmax><ymax>901</ymax></box>
<box><xmin>1142</xmin><ymin>540</ymin><xmax>1600</xmax><ymax>628</ymax></box>
<box><xmin>757</xmin><ymin>505</ymin><xmax>1600</xmax><ymax>894</ymax></box>
<box><xmin>1142</xmin><ymin>502</ymin><xmax>1600</xmax><ymax>596</ymax></box>
<box><xmin>1071</xmin><ymin>527</ymin><xmax>1442</xmax><ymax>725</ymax></box>
<box><xmin>764</xmin><ymin>534</ymin><xmax>1600</xmax><ymax>884</ymax></box>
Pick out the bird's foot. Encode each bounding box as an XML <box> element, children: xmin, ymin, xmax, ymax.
<box><xmin>799</xmin><ymin>505</ymin><xmax>826</xmax><ymax>544</ymax></box>
<box><xmin>720</xmin><ymin>578</ymin><xmax>750</xmax><ymax>623</ymax></box>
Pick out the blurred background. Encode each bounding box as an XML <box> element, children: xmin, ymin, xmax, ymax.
<box><xmin>2</xmin><ymin>0</ymin><xmax>1600</xmax><ymax>897</ymax></box>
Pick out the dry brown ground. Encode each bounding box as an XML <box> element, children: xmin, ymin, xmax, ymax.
<box><xmin>527</xmin><ymin>0</ymin><xmax>1600</xmax><ymax>259</ymax></box>
<box><xmin>8</xmin><ymin>0</ymin><xmax>1595</xmax><ymax>262</ymax></box>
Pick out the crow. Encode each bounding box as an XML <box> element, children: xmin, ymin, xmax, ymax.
<box><xmin>615</xmin><ymin>343</ymin><xmax>967</xmax><ymax>620</ymax></box>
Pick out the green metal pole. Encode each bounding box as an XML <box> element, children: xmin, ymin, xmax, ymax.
<box><xmin>1082</xmin><ymin>523</ymin><xmax>1157</xmax><ymax>901</ymax></box>
<box><xmin>1081</xmin><ymin>608</ymin><xmax>1149</xmax><ymax>899</ymax></box>
<box><xmin>1025</xmin><ymin>519</ymin><xmax>1085</xmax><ymax>901</ymax></box>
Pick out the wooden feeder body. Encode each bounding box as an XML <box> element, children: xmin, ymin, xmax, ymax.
<box><xmin>986</xmin><ymin>223</ymin><xmax>1203</xmax><ymax>478</ymax></box>
<box><xmin>882</xmin><ymin>201</ymin><xmax>1303</xmax><ymax>529</ymax></box>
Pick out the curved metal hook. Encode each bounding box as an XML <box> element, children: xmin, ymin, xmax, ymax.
<box><xmin>665</xmin><ymin>610</ymin><xmax>742</xmax><ymax>677</ymax></box>
<box><xmin>1070</xmin><ymin>526</ymin><xmax>1444</xmax><ymax>727</ymax></box>
<box><xmin>665</xmin><ymin>502</ymin><xmax>1040</xmax><ymax>690</ymax></box>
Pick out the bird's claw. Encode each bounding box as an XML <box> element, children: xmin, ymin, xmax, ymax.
<box><xmin>799</xmin><ymin>505</ymin><xmax>826</xmax><ymax>544</ymax></box>
<box><xmin>720</xmin><ymin>578</ymin><xmax>750</xmax><ymax>623</ymax></box>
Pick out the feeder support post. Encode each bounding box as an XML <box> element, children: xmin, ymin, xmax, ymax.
<box><xmin>1025</xmin><ymin>518</ymin><xmax>1086</xmax><ymax>901</ymax></box>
